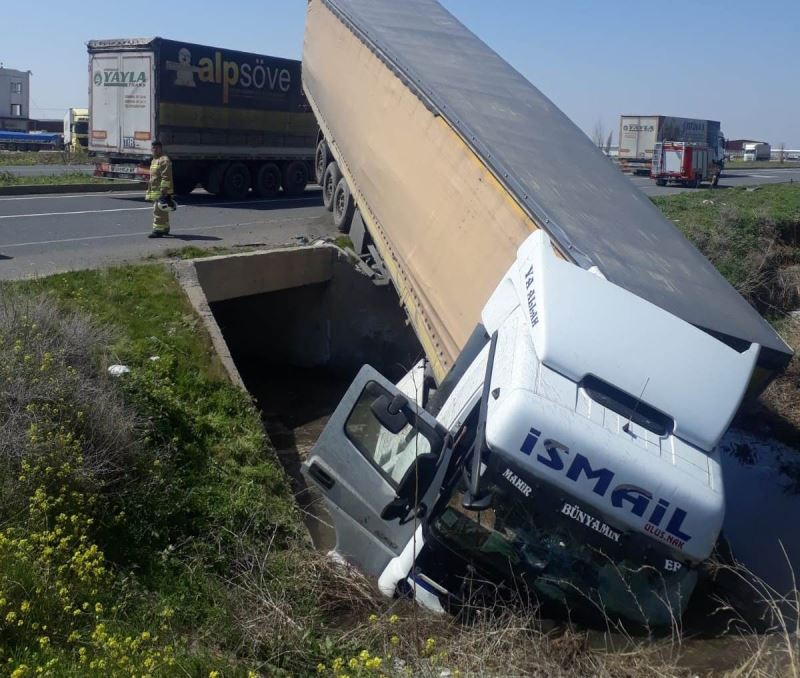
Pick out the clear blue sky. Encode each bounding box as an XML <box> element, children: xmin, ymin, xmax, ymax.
<box><xmin>2</xmin><ymin>0</ymin><xmax>797</xmax><ymax>146</ymax></box>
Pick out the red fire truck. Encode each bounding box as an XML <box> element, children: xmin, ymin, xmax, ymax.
<box><xmin>651</xmin><ymin>141</ymin><xmax>720</xmax><ymax>188</ymax></box>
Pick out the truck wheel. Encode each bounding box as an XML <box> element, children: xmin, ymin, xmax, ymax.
<box><xmin>314</xmin><ymin>139</ymin><xmax>329</xmax><ymax>185</ymax></box>
<box><xmin>322</xmin><ymin>162</ymin><xmax>341</xmax><ymax>211</ymax></box>
<box><xmin>282</xmin><ymin>160</ymin><xmax>308</xmax><ymax>196</ymax></box>
<box><xmin>332</xmin><ymin>177</ymin><xmax>355</xmax><ymax>233</ymax></box>
<box><xmin>222</xmin><ymin>162</ymin><xmax>251</xmax><ymax>200</ymax></box>
<box><xmin>255</xmin><ymin>162</ymin><xmax>281</xmax><ymax>198</ymax></box>
<box><xmin>656</xmin><ymin>178</ymin><xmax>667</xmax><ymax>187</ymax></box>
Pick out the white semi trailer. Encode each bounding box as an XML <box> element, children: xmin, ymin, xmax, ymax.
<box><xmin>300</xmin><ymin>0</ymin><xmax>792</xmax><ymax>625</ymax></box>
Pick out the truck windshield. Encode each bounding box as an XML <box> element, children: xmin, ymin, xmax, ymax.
<box><xmin>75</xmin><ymin>122</ymin><xmax>89</xmax><ymax>134</ymax></box>
<box><xmin>429</xmin><ymin>459</ymin><xmax>697</xmax><ymax>627</ymax></box>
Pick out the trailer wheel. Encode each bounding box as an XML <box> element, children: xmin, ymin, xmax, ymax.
<box><xmin>655</xmin><ymin>178</ymin><xmax>667</xmax><ymax>187</ymax></box>
<box><xmin>282</xmin><ymin>160</ymin><xmax>308</xmax><ymax>197</ymax></box>
<box><xmin>332</xmin><ymin>177</ymin><xmax>355</xmax><ymax>233</ymax></box>
<box><xmin>255</xmin><ymin>162</ymin><xmax>282</xmax><ymax>198</ymax></box>
<box><xmin>222</xmin><ymin>162</ymin><xmax>251</xmax><ymax>200</ymax></box>
<box><xmin>322</xmin><ymin>162</ymin><xmax>341</xmax><ymax>211</ymax></box>
<box><xmin>314</xmin><ymin>139</ymin><xmax>329</xmax><ymax>185</ymax></box>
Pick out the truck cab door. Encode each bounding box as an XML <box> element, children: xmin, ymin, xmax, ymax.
<box><xmin>303</xmin><ymin>365</ymin><xmax>448</xmax><ymax>578</ymax></box>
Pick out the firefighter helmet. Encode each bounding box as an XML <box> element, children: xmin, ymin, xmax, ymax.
<box><xmin>155</xmin><ymin>196</ymin><xmax>177</xmax><ymax>213</ymax></box>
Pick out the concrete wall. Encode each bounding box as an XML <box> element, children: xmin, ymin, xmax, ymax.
<box><xmin>201</xmin><ymin>245</ymin><xmax>421</xmax><ymax>380</ymax></box>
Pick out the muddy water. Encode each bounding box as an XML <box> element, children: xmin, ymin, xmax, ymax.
<box><xmin>715</xmin><ymin>429</ymin><xmax>800</xmax><ymax>608</ymax></box>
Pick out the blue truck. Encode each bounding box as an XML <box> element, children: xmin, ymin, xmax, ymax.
<box><xmin>0</xmin><ymin>130</ymin><xmax>62</xmax><ymax>151</ymax></box>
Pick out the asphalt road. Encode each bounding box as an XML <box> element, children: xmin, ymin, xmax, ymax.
<box><xmin>632</xmin><ymin>167</ymin><xmax>800</xmax><ymax>196</ymax></box>
<box><xmin>1</xmin><ymin>164</ymin><xmax>94</xmax><ymax>177</ymax></box>
<box><xmin>1</xmin><ymin>165</ymin><xmax>798</xmax><ymax>281</ymax></box>
<box><xmin>0</xmin><ymin>188</ymin><xmax>334</xmax><ymax>280</ymax></box>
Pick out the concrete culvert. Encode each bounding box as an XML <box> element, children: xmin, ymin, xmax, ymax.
<box><xmin>186</xmin><ymin>244</ymin><xmax>423</xmax><ymax>547</ymax></box>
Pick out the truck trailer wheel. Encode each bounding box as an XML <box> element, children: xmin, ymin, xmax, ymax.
<box><xmin>222</xmin><ymin>162</ymin><xmax>251</xmax><ymax>200</ymax></box>
<box><xmin>655</xmin><ymin>178</ymin><xmax>667</xmax><ymax>187</ymax></box>
<box><xmin>255</xmin><ymin>162</ymin><xmax>282</xmax><ymax>198</ymax></box>
<box><xmin>282</xmin><ymin>160</ymin><xmax>309</xmax><ymax>197</ymax></box>
<box><xmin>314</xmin><ymin>139</ymin><xmax>329</xmax><ymax>185</ymax></box>
<box><xmin>332</xmin><ymin>177</ymin><xmax>355</xmax><ymax>233</ymax></box>
<box><xmin>322</xmin><ymin>162</ymin><xmax>341</xmax><ymax>211</ymax></box>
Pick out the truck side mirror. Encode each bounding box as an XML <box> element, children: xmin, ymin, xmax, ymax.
<box><xmin>380</xmin><ymin>453</ymin><xmax>438</xmax><ymax>522</ymax></box>
<box><xmin>370</xmin><ymin>393</ymin><xmax>409</xmax><ymax>434</ymax></box>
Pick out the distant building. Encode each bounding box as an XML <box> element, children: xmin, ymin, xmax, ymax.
<box><xmin>0</xmin><ymin>66</ymin><xmax>31</xmax><ymax>131</ymax></box>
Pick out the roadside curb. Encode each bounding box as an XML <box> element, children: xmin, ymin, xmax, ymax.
<box><xmin>0</xmin><ymin>182</ymin><xmax>143</xmax><ymax>196</ymax></box>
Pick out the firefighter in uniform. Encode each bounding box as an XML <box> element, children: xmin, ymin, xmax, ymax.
<box><xmin>146</xmin><ymin>141</ymin><xmax>174</xmax><ymax>238</ymax></box>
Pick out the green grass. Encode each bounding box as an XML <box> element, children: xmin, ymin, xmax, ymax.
<box><xmin>652</xmin><ymin>183</ymin><xmax>800</xmax><ymax>308</ymax></box>
<box><xmin>1</xmin><ymin>264</ymin><xmax>303</xmax><ymax>674</ymax></box>
<box><xmin>0</xmin><ymin>150</ymin><xmax>90</xmax><ymax>166</ymax></box>
<box><xmin>652</xmin><ymin>183</ymin><xmax>800</xmax><ymax>235</ymax></box>
<box><xmin>0</xmin><ymin>170</ymin><xmax>113</xmax><ymax>187</ymax></box>
<box><xmin>726</xmin><ymin>159</ymin><xmax>800</xmax><ymax>169</ymax></box>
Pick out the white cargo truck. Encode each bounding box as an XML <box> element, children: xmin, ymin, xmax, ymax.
<box><xmin>300</xmin><ymin>0</ymin><xmax>792</xmax><ymax>626</ymax></box>
<box><xmin>743</xmin><ymin>142</ymin><xmax>771</xmax><ymax>162</ymax></box>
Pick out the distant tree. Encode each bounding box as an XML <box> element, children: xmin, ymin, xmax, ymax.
<box><xmin>591</xmin><ymin>120</ymin><xmax>606</xmax><ymax>148</ymax></box>
<box><xmin>604</xmin><ymin>131</ymin><xmax>613</xmax><ymax>156</ymax></box>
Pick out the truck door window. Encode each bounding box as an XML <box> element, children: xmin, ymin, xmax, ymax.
<box><xmin>345</xmin><ymin>382</ymin><xmax>433</xmax><ymax>487</ymax></box>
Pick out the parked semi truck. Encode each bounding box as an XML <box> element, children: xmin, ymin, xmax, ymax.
<box><xmin>63</xmin><ymin>108</ymin><xmax>89</xmax><ymax>152</ymax></box>
<box><xmin>87</xmin><ymin>38</ymin><xmax>317</xmax><ymax>198</ymax></box>
<box><xmin>619</xmin><ymin>115</ymin><xmax>725</xmax><ymax>175</ymax></box>
<box><xmin>300</xmin><ymin>0</ymin><xmax>792</xmax><ymax>626</ymax></box>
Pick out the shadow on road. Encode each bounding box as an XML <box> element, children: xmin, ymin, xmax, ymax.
<box><xmin>167</xmin><ymin>234</ymin><xmax>222</xmax><ymax>242</ymax></box>
<box><xmin>114</xmin><ymin>188</ymin><xmax>322</xmax><ymax>212</ymax></box>
<box><xmin>0</xmin><ymin>254</ymin><xmax>13</xmax><ymax>261</ymax></box>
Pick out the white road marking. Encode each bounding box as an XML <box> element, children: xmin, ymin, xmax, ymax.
<box><xmin>1</xmin><ymin>215</ymin><xmax>310</xmax><ymax>249</ymax></box>
<box><xmin>0</xmin><ymin>195</ymin><xmax>320</xmax><ymax>220</ymax></box>
<box><xmin>747</xmin><ymin>174</ymin><xmax>779</xmax><ymax>178</ymax></box>
<box><xmin>0</xmin><ymin>190</ymin><xmax>142</xmax><ymax>202</ymax></box>
<box><xmin>0</xmin><ymin>206</ymin><xmax>152</xmax><ymax>220</ymax></box>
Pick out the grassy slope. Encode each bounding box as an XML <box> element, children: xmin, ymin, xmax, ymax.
<box><xmin>3</xmin><ymin>265</ymin><xmax>303</xmax><ymax>675</ymax></box>
<box><xmin>652</xmin><ymin>183</ymin><xmax>800</xmax><ymax>308</ymax></box>
<box><xmin>654</xmin><ymin>183</ymin><xmax>800</xmax><ymax>438</ymax></box>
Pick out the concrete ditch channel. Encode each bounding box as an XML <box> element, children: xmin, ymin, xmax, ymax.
<box><xmin>176</xmin><ymin>243</ymin><xmax>422</xmax><ymax>547</ymax></box>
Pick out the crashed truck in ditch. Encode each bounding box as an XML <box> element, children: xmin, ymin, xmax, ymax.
<box><xmin>300</xmin><ymin>0</ymin><xmax>793</xmax><ymax>626</ymax></box>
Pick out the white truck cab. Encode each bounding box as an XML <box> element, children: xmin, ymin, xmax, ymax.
<box><xmin>303</xmin><ymin>231</ymin><xmax>760</xmax><ymax>626</ymax></box>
